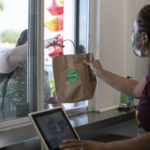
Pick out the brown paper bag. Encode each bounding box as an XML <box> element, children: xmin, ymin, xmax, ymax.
<box><xmin>52</xmin><ymin>53</ymin><xmax>97</xmax><ymax>103</ymax></box>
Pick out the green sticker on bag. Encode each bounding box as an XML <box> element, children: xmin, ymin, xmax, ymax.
<box><xmin>66</xmin><ymin>69</ymin><xmax>79</xmax><ymax>82</ymax></box>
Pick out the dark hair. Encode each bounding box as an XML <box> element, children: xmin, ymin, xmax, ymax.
<box><xmin>137</xmin><ymin>5</ymin><xmax>150</xmax><ymax>37</ymax></box>
<box><xmin>16</xmin><ymin>29</ymin><xmax>28</xmax><ymax>46</ymax></box>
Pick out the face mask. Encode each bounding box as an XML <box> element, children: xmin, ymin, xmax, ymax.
<box><xmin>132</xmin><ymin>41</ymin><xmax>144</xmax><ymax>58</ymax></box>
<box><xmin>131</xmin><ymin>35</ymin><xmax>145</xmax><ymax>58</ymax></box>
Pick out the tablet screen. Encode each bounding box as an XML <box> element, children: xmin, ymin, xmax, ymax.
<box><xmin>32</xmin><ymin>108</ymin><xmax>78</xmax><ymax>150</ymax></box>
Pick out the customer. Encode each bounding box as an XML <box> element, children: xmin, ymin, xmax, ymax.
<box><xmin>59</xmin><ymin>4</ymin><xmax>150</xmax><ymax>150</ymax></box>
<box><xmin>0</xmin><ymin>29</ymin><xmax>63</xmax><ymax>113</ymax></box>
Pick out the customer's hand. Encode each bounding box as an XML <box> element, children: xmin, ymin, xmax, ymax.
<box><xmin>44</xmin><ymin>34</ymin><xmax>64</xmax><ymax>49</ymax></box>
<box><xmin>59</xmin><ymin>139</ymin><xmax>106</xmax><ymax>150</ymax></box>
<box><xmin>47</xmin><ymin>91</ymin><xmax>64</xmax><ymax>108</ymax></box>
<box><xmin>83</xmin><ymin>59</ymin><xmax>104</xmax><ymax>78</ymax></box>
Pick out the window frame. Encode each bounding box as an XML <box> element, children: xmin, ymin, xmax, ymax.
<box><xmin>75</xmin><ymin>0</ymin><xmax>90</xmax><ymax>54</ymax></box>
<box><xmin>0</xmin><ymin>0</ymin><xmax>100</xmax><ymax>131</ymax></box>
<box><xmin>0</xmin><ymin>0</ymin><xmax>44</xmax><ymax>130</ymax></box>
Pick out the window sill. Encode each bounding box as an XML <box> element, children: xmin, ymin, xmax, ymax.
<box><xmin>0</xmin><ymin>109</ymin><xmax>135</xmax><ymax>148</ymax></box>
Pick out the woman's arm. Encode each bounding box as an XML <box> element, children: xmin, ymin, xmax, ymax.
<box><xmin>83</xmin><ymin>60</ymin><xmax>146</xmax><ymax>98</ymax></box>
<box><xmin>59</xmin><ymin>133</ymin><xmax>150</xmax><ymax>150</ymax></box>
<box><xmin>0</xmin><ymin>43</ymin><xmax>27</xmax><ymax>74</ymax></box>
<box><xmin>105</xmin><ymin>132</ymin><xmax>150</xmax><ymax>150</ymax></box>
<box><xmin>99</xmin><ymin>68</ymin><xmax>146</xmax><ymax>98</ymax></box>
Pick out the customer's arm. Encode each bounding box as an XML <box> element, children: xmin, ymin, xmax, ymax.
<box><xmin>0</xmin><ymin>43</ymin><xmax>27</xmax><ymax>74</ymax></box>
<box><xmin>83</xmin><ymin>60</ymin><xmax>146</xmax><ymax>99</ymax></box>
<box><xmin>0</xmin><ymin>35</ymin><xmax>64</xmax><ymax>74</ymax></box>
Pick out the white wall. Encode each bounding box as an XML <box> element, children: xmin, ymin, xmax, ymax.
<box><xmin>90</xmin><ymin>0</ymin><xmax>150</xmax><ymax>111</ymax></box>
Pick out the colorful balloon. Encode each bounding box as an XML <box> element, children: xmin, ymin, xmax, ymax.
<box><xmin>45</xmin><ymin>15</ymin><xmax>63</xmax><ymax>32</ymax></box>
<box><xmin>47</xmin><ymin>0</ymin><xmax>64</xmax><ymax>16</ymax></box>
<box><xmin>48</xmin><ymin>46</ymin><xmax>63</xmax><ymax>58</ymax></box>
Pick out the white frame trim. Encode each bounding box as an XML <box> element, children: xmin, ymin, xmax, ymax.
<box><xmin>0</xmin><ymin>0</ymin><xmax>45</xmax><ymax>131</ymax></box>
<box><xmin>0</xmin><ymin>117</ymin><xmax>31</xmax><ymax>132</ymax></box>
<box><xmin>66</xmin><ymin>106</ymin><xmax>88</xmax><ymax>116</ymax></box>
<box><xmin>88</xmin><ymin>0</ymin><xmax>101</xmax><ymax>112</ymax></box>
<box><xmin>37</xmin><ymin>0</ymin><xmax>45</xmax><ymax>110</ymax></box>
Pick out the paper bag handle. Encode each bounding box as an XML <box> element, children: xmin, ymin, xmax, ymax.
<box><xmin>63</xmin><ymin>39</ymin><xmax>77</xmax><ymax>53</ymax></box>
<box><xmin>63</xmin><ymin>39</ymin><xmax>90</xmax><ymax>61</ymax></box>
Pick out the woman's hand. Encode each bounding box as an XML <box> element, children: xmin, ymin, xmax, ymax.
<box><xmin>44</xmin><ymin>34</ymin><xmax>64</xmax><ymax>49</ymax></box>
<box><xmin>59</xmin><ymin>139</ymin><xmax>106</xmax><ymax>150</ymax></box>
<box><xmin>83</xmin><ymin>59</ymin><xmax>104</xmax><ymax>78</ymax></box>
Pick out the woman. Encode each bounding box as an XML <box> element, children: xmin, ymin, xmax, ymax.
<box><xmin>59</xmin><ymin>4</ymin><xmax>150</xmax><ymax>150</ymax></box>
<box><xmin>0</xmin><ymin>30</ymin><xmax>63</xmax><ymax>115</ymax></box>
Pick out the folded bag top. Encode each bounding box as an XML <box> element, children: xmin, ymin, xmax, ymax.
<box><xmin>52</xmin><ymin>40</ymin><xmax>97</xmax><ymax>103</ymax></box>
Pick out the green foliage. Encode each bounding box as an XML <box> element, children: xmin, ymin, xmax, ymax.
<box><xmin>0</xmin><ymin>30</ymin><xmax>20</xmax><ymax>43</ymax></box>
<box><xmin>49</xmin><ymin>77</ymin><xmax>55</xmax><ymax>95</ymax></box>
<box><xmin>0</xmin><ymin>0</ymin><xmax>4</xmax><ymax>11</ymax></box>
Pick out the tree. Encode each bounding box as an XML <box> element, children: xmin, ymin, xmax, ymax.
<box><xmin>0</xmin><ymin>30</ymin><xmax>20</xmax><ymax>43</ymax></box>
<box><xmin>0</xmin><ymin>0</ymin><xmax>3</xmax><ymax>11</ymax></box>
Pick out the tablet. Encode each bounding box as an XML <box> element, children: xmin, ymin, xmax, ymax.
<box><xmin>29</xmin><ymin>107</ymin><xmax>80</xmax><ymax>150</ymax></box>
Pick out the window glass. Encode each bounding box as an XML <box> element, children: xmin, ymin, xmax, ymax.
<box><xmin>0</xmin><ymin>0</ymin><xmax>28</xmax><ymax>122</ymax></box>
<box><xmin>0</xmin><ymin>0</ymin><xmax>89</xmax><ymax>123</ymax></box>
<box><xmin>76</xmin><ymin>0</ymin><xmax>89</xmax><ymax>54</ymax></box>
<box><xmin>44</xmin><ymin>0</ymin><xmax>89</xmax><ymax>110</ymax></box>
